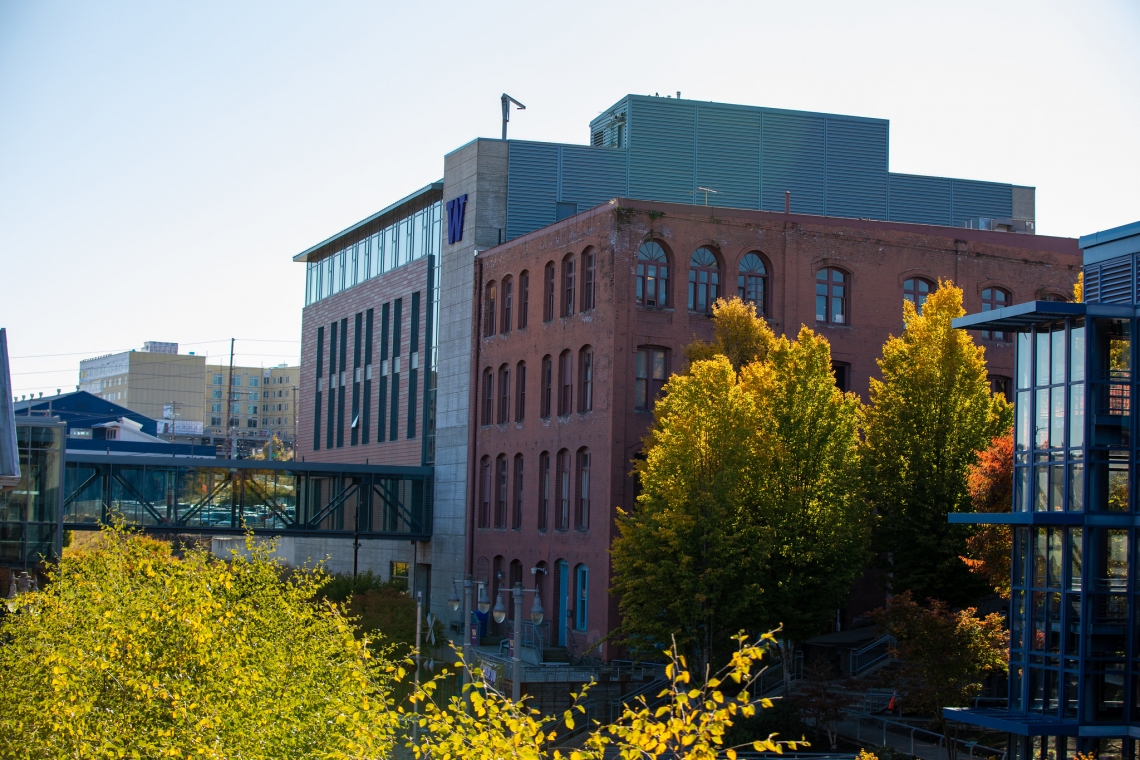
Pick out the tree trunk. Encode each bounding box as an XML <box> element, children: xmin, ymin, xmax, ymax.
<box><xmin>940</xmin><ymin>717</ymin><xmax>957</xmax><ymax>760</ymax></box>
<box><xmin>779</xmin><ymin>639</ymin><xmax>797</xmax><ymax>690</ymax></box>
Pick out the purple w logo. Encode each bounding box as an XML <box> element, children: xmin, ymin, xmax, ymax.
<box><xmin>446</xmin><ymin>194</ymin><xmax>468</xmax><ymax>245</ymax></box>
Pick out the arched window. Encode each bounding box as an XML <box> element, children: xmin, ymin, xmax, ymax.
<box><xmin>483</xmin><ymin>281</ymin><xmax>497</xmax><ymax>337</ymax></box>
<box><xmin>688</xmin><ymin>247</ymin><xmax>720</xmax><ymax>313</ymax></box>
<box><xmin>518</xmin><ymin>270</ymin><xmax>529</xmax><ymax>328</ymax></box>
<box><xmin>500</xmin><ymin>276</ymin><xmax>513</xmax><ymax>334</ymax></box>
<box><xmin>562</xmin><ymin>253</ymin><xmax>576</xmax><ymax>317</ymax></box>
<box><xmin>576</xmin><ymin>448</ymin><xmax>590</xmax><ymax>530</ymax></box>
<box><xmin>508</xmin><ymin>560</ymin><xmax>523</xmax><ymax>618</ymax></box>
<box><xmin>816</xmin><ymin>268</ymin><xmax>848</xmax><ymax>325</ymax></box>
<box><xmin>481</xmin><ymin>368</ymin><xmax>493</xmax><ymax>425</ymax></box>
<box><xmin>1042</xmin><ymin>293</ymin><xmax>1068</xmax><ymax>302</ymax></box>
<box><xmin>538</xmin><ymin>451</ymin><xmax>550</xmax><ymax>531</ymax></box>
<box><xmin>636</xmin><ymin>241</ymin><xmax>669</xmax><ymax>308</ymax></box>
<box><xmin>578</xmin><ymin>346</ymin><xmax>593</xmax><ymax>412</ymax></box>
<box><xmin>582</xmin><ymin>249</ymin><xmax>596</xmax><ymax>311</ymax></box>
<box><xmin>512</xmin><ymin>454</ymin><xmax>524</xmax><ymax>529</ymax></box>
<box><xmin>543</xmin><ymin>262</ymin><xmax>555</xmax><ymax>322</ymax></box>
<box><xmin>556</xmin><ymin>449</ymin><xmax>571</xmax><ymax>530</ymax></box>
<box><xmin>497</xmin><ymin>364</ymin><xmax>510</xmax><ymax>424</ymax></box>
<box><xmin>904</xmin><ymin>277</ymin><xmax>935</xmax><ymax>314</ymax></box>
<box><xmin>981</xmin><ymin>287</ymin><xmax>1010</xmax><ymax>340</ymax></box>
<box><xmin>478</xmin><ymin>456</ymin><xmax>491</xmax><ymax>528</ymax></box>
<box><xmin>541</xmin><ymin>355</ymin><xmax>552</xmax><ymax>418</ymax></box>
<box><xmin>515</xmin><ymin>361</ymin><xmax>526</xmax><ymax>422</ymax></box>
<box><xmin>574</xmin><ymin>564</ymin><xmax>589</xmax><ymax>631</ymax></box>
<box><xmin>737</xmin><ymin>253</ymin><xmax>768</xmax><ymax>316</ymax></box>
<box><xmin>558</xmin><ymin>350</ymin><xmax>573</xmax><ymax>416</ymax></box>
<box><xmin>495</xmin><ymin>454</ymin><xmax>508</xmax><ymax>528</ymax></box>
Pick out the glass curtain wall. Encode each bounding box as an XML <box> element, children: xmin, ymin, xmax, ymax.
<box><xmin>305</xmin><ymin>201</ymin><xmax>442</xmax><ymax>307</ymax></box>
<box><xmin>1007</xmin><ymin>314</ymin><xmax>1140</xmax><ymax>737</ymax></box>
<box><xmin>0</xmin><ymin>422</ymin><xmax>63</xmax><ymax>567</ymax></box>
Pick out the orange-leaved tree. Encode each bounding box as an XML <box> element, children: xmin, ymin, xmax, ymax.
<box><xmin>961</xmin><ymin>432</ymin><xmax>1013</xmax><ymax>597</ymax></box>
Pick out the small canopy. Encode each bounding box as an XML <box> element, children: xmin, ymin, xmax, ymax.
<box><xmin>951</xmin><ymin>300</ymin><xmax>1090</xmax><ymax>332</ymax></box>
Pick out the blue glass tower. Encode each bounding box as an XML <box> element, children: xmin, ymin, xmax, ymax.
<box><xmin>949</xmin><ymin>221</ymin><xmax>1140</xmax><ymax>760</ymax></box>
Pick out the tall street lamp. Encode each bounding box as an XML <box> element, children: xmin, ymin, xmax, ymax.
<box><xmin>493</xmin><ymin>582</ymin><xmax>544</xmax><ymax>701</ymax></box>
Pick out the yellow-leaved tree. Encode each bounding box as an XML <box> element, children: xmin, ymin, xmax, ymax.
<box><xmin>0</xmin><ymin>527</ymin><xmax>807</xmax><ymax>759</ymax></box>
<box><xmin>0</xmin><ymin>527</ymin><xmax>402</xmax><ymax>759</ymax></box>
<box><xmin>862</xmin><ymin>282</ymin><xmax>1012</xmax><ymax>606</ymax></box>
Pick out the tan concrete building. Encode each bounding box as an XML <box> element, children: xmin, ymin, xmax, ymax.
<box><xmin>78</xmin><ymin>347</ymin><xmax>206</xmax><ymax>435</ymax></box>
<box><xmin>203</xmin><ymin>363</ymin><xmax>299</xmax><ymax>449</ymax></box>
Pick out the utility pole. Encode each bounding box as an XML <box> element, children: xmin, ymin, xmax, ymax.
<box><xmin>162</xmin><ymin>400</ymin><xmax>182</xmax><ymax>441</ymax></box>
<box><xmin>224</xmin><ymin>338</ymin><xmax>235</xmax><ymax>459</ymax></box>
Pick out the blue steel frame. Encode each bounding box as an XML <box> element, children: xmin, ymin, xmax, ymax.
<box><xmin>63</xmin><ymin>453</ymin><xmax>433</xmax><ymax>541</ymax></box>
<box><xmin>949</xmin><ymin>300</ymin><xmax>1140</xmax><ymax>758</ymax></box>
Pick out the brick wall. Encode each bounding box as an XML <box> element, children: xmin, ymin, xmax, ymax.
<box><xmin>298</xmin><ymin>257</ymin><xmax>432</xmax><ymax>466</ymax></box>
<box><xmin>471</xmin><ymin>198</ymin><xmax>1081</xmax><ymax>657</ymax></box>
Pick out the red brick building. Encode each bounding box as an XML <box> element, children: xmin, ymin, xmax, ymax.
<box><xmin>470</xmin><ymin>198</ymin><xmax>1081</xmax><ymax>659</ymax></box>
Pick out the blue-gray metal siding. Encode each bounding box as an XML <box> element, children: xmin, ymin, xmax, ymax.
<box><xmin>560</xmin><ymin>146</ymin><xmax>627</xmax><ymax>211</ymax></box>
<box><xmin>695</xmin><ymin>105</ymin><xmax>761</xmax><ymax>209</ymax></box>
<box><xmin>889</xmin><ymin>173</ymin><xmax>953</xmax><ymax>226</ymax></box>
<box><xmin>761</xmin><ymin>113</ymin><xmax>826</xmax><ymax>215</ymax></box>
<box><xmin>627</xmin><ymin>99</ymin><xmax>697</xmax><ymax>205</ymax></box>
<box><xmin>507</xmin><ymin>142</ymin><xmax>626</xmax><ymax>241</ymax></box>
<box><xmin>825</xmin><ymin>119</ymin><xmax>888</xmax><ymax>219</ymax></box>
<box><xmin>948</xmin><ymin>178</ymin><xmax>1014</xmax><ymax>226</ymax></box>
<box><xmin>506</xmin><ymin>142</ymin><xmax>559</xmax><ymax>241</ymax></box>
<box><xmin>504</xmin><ymin>97</ymin><xmax>1022</xmax><ymax>240</ymax></box>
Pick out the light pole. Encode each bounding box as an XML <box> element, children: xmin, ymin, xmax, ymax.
<box><xmin>447</xmin><ymin>577</ymin><xmax>474</xmax><ymax>687</ymax></box>
<box><xmin>492</xmin><ymin>582</ymin><xmax>544</xmax><ymax>701</ymax></box>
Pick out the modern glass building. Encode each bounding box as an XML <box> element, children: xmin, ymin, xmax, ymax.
<box><xmin>950</xmin><ymin>220</ymin><xmax>1140</xmax><ymax>759</ymax></box>
<box><xmin>0</xmin><ymin>419</ymin><xmax>65</xmax><ymax>570</ymax></box>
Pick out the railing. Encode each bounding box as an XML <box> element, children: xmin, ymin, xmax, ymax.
<box><xmin>843</xmin><ymin>708</ymin><xmax>1006</xmax><ymax>760</ymax></box>
<box><xmin>849</xmin><ymin>635</ymin><xmax>894</xmax><ymax>676</ymax></box>
<box><xmin>522</xmin><ymin>621</ymin><xmax>547</xmax><ymax>662</ymax></box>
<box><xmin>754</xmin><ymin>650</ymin><xmax>804</xmax><ymax>697</ymax></box>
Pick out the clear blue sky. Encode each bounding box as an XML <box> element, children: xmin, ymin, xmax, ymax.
<box><xmin>3</xmin><ymin>0</ymin><xmax>1138</xmax><ymax>398</ymax></box>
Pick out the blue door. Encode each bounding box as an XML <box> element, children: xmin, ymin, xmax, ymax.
<box><xmin>556</xmin><ymin>560</ymin><xmax>569</xmax><ymax>646</ymax></box>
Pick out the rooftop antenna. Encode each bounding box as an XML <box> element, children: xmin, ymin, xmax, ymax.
<box><xmin>697</xmin><ymin>186</ymin><xmax>718</xmax><ymax>206</ymax></box>
<box><xmin>501</xmin><ymin>94</ymin><xmax>526</xmax><ymax>140</ymax></box>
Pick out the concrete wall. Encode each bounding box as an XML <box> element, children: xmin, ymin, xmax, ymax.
<box><xmin>433</xmin><ymin>138</ymin><xmax>508</xmax><ymax>639</ymax></box>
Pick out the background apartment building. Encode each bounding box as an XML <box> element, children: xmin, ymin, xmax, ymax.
<box><xmin>78</xmin><ymin>344</ymin><xmax>206</xmax><ymax>436</ymax></box>
<box><xmin>203</xmin><ymin>363</ymin><xmax>299</xmax><ymax>455</ymax></box>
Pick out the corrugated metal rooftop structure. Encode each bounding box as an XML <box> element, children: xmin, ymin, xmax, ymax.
<box><xmin>504</xmin><ymin>94</ymin><xmax>1034</xmax><ymax>240</ymax></box>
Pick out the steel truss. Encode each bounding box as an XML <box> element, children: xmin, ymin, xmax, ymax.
<box><xmin>62</xmin><ymin>454</ymin><xmax>432</xmax><ymax>540</ymax></box>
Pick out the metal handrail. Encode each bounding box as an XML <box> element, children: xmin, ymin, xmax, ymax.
<box><xmin>848</xmin><ymin>635</ymin><xmax>894</xmax><ymax>676</ymax></box>
<box><xmin>843</xmin><ymin>707</ymin><xmax>1006</xmax><ymax>760</ymax></box>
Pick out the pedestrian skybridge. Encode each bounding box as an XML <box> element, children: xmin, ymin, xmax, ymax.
<box><xmin>63</xmin><ymin>453</ymin><xmax>432</xmax><ymax>541</ymax></box>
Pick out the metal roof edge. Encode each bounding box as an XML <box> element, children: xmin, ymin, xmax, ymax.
<box><xmin>613</xmin><ymin>93</ymin><xmax>891</xmax><ymax>125</ymax></box>
<box><xmin>1079</xmin><ymin>219</ymin><xmax>1140</xmax><ymax>251</ymax></box>
<box><xmin>292</xmin><ymin>181</ymin><xmax>445</xmax><ymax>263</ymax></box>
<box><xmin>951</xmin><ymin>301</ymin><xmax>1086</xmax><ymax>331</ymax></box>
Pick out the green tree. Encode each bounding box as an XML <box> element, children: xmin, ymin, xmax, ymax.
<box><xmin>614</xmin><ymin>322</ymin><xmax>867</xmax><ymax>673</ymax></box>
<box><xmin>744</xmin><ymin>328</ymin><xmax>868</xmax><ymax>677</ymax></box>
<box><xmin>611</xmin><ymin>356</ymin><xmax>768</xmax><ymax>673</ymax></box>
<box><xmin>684</xmin><ymin>297</ymin><xmax>776</xmax><ymax>372</ymax></box>
<box><xmin>862</xmin><ymin>283</ymin><xmax>1012</xmax><ymax>606</ymax></box>
<box><xmin>0</xmin><ymin>526</ymin><xmax>400</xmax><ymax>759</ymax></box>
<box><xmin>873</xmin><ymin>592</ymin><xmax>1008</xmax><ymax>760</ymax></box>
